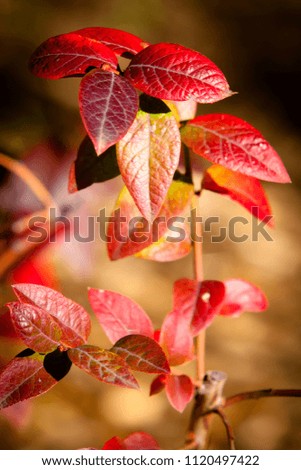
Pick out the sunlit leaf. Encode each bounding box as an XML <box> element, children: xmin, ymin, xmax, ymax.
<box><xmin>117</xmin><ymin>110</ymin><xmax>181</xmax><ymax>221</ymax></box>
<box><xmin>107</xmin><ymin>181</ymin><xmax>193</xmax><ymax>260</ymax></box>
<box><xmin>165</xmin><ymin>374</ymin><xmax>194</xmax><ymax>412</ymax></box>
<box><xmin>88</xmin><ymin>288</ymin><xmax>154</xmax><ymax>343</ymax></box>
<box><xmin>0</xmin><ymin>355</ymin><xmax>57</xmax><ymax>409</ymax></box>
<box><xmin>12</xmin><ymin>284</ymin><xmax>91</xmax><ymax>348</ymax></box>
<box><xmin>7</xmin><ymin>302</ymin><xmax>62</xmax><ymax>353</ymax></box>
<box><xmin>79</xmin><ymin>69</ymin><xmax>138</xmax><ymax>155</ymax></box>
<box><xmin>125</xmin><ymin>43</ymin><xmax>232</xmax><ymax>103</ymax></box>
<box><xmin>219</xmin><ymin>279</ymin><xmax>268</xmax><ymax>317</ymax></box>
<box><xmin>202</xmin><ymin>164</ymin><xmax>274</xmax><ymax>226</ymax></box>
<box><xmin>111</xmin><ymin>335</ymin><xmax>170</xmax><ymax>374</ymax></box>
<box><xmin>181</xmin><ymin>114</ymin><xmax>291</xmax><ymax>183</ymax></box>
<box><xmin>29</xmin><ymin>33</ymin><xmax>117</xmax><ymax>79</ymax></box>
<box><xmin>73</xmin><ymin>27</ymin><xmax>147</xmax><ymax>56</ymax></box>
<box><xmin>159</xmin><ymin>309</ymin><xmax>194</xmax><ymax>367</ymax></box>
<box><xmin>68</xmin><ymin>345</ymin><xmax>138</xmax><ymax>389</ymax></box>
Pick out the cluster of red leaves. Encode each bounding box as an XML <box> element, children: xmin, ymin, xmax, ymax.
<box><xmin>0</xmin><ymin>279</ymin><xmax>267</xmax><ymax>414</ymax></box>
<box><xmin>29</xmin><ymin>27</ymin><xmax>291</xmax><ymax>264</ymax></box>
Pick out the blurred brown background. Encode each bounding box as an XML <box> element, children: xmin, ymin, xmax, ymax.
<box><xmin>0</xmin><ymin>0</ymin><xmax>301</xmax><ymax>450</ymax></box>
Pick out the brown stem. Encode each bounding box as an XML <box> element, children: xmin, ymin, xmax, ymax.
<box><xmin>225</xmin><ymin>388</ymin><xmax>301</xmax><ymax>408</ymax></box>
<box><xmin>213</xmin><ymin>408</ymin><xmax>236</xmax><ymax>450</ymax></box>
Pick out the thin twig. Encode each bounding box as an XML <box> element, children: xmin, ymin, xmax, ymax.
<box><xmin>213</xmin><ymin>408</ymin><xmax>236</xmax><ymax>450</ymax></box>
<box><xmin>225</xmin><ymin>388</ymin><xmax>301</xmax><ymax>408</ymax></box>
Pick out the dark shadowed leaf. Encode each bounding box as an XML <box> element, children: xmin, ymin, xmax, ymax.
<box><xmin>68</xmin><ymin>136</ymin><xmax>120</xmax><ymax>193</ymax></box>
<box><xmin>68</xmin><ymin>345</ymin><xmax>138</xmax><ymax>389</ymax></box>
<box><xmin>88</xmin><ymin>288</ymin><xmax>154</xmax><ymax>343</ymax></box>
<box><xmin>165</xmin><ymin>374</ymin><xmax>194</xmax><ymax>412</ymax></box>
<box><xmin>181</xmin><ymin>114</ymin><xmax>291</xmax><ymax>183</ymax></box>
<box><xmin>139</xmin><ymin>94</ymin><xmax>171</xmax><ymax>114</ymax></box>
<box><xmin>149</xmin><ymin>374</ymin><xmax>166</xmax><ymax>396</ymax></box>
<box><xmin>73</xmin><ymin>27</ymin><xmax>147</xmax><ymax>56</ymax></box>
<box><xmin>111</xmin><ymin>335</ymin><xmax>170</xmax><ymax>374</ymax></box>
<box><xmin>159</xmin><ymin>309</ymin><xmax>194</xmax><ymax>367</ymax></box>
<box><xmin>79</xmin><ymin>69</ymin><xmax>138</xmax><ymax>155</ymax></box>
<box><xmin>12</xmin><ymin>284</ymin><xmax>91</xmax><ymax>348</ymax></box>
<box><xmin>7</xmin><ymin>302</ymin><xmax>62</xmax><ymax>353</ymax></box>
<box><xmin>117</xmin><ymin>110</ymin><xmax>181</xmax><ymax>221</ymax></box>
<box><xmin>125</xmin><ymin>43</ymin><xmax>231</xmax><ymax>103</ymax></box>
<box><xmin>202</xmin><ymin>164</ymin><xmax>274</xmax><ymax>226</ymax></box>
<box><xmin>0</xmin><ymin>355</ymin><xmax>57</xmax><ymax>409</ymax></box>
<box><xmin>0</xmin><ymin>307</ymin><xmax>19</xmax><ymax>339</ymax></box>
<box><xmin>107</xmin><ymin>181</ymin><xmax>193</xmax><ymax>260</ymax></box>
<box><xmin>29</xmin><ymin>33</ymin><xmax>117</xmax><ymax>79</ymax></box>
<box><xmin>219</xmin><ymin>279</ymin><xmax>268</xmax><ymax>317</ymax></box>
<box><xmin>43</xmin><ymin>349</ymin><xmax>72</xmax><ymax>381</ymax></box>
<box><xmin>173</xmin><ymin>278</ymin><xmax>225</xmax><ymax>336</ymax></box>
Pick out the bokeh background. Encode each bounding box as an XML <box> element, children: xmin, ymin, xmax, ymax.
<box><xmin>0</xmin><ymin>0</ymin><xmax>301</xmax><ymax>450</ymax></box>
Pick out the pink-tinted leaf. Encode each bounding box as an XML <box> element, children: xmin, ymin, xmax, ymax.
<box><xmin>165</xmin><ymin>374</ymin><xmax>194</xmax><ymax>412</ymax></box>
<box><xmin>88</xmin><ymin>288</ymin><xmax>153</xmax><ymax>343</ymax></box>
<box><xmin>0</xmin><ymin>356</ymin><xmax>57</xmax><ymax>409</ymax></box>
<box><xmin>117</xmin><ymin>110</ymin><xmax>181</xmax><ymax>221</ymax></box>
<box><xmin>181</xmin><ymin>114</ymin><xmax>291</xmax><ymax>183</ymax></box>
<box><xmin>159</xmin><ymin>310</ymin><xmax>194</xmax><ymax>366</ymax></box>
<box><xmin>165</xmin><ymin>98</ymin><xmax>197</xmax><ymax>122</ymax></box>
<box><xmin>220</xmin><ymin>279</ymin><xmax>268</xmax><ymax>317</ymax></box>
<box><xmin>29</xmin><ymin>33</ymin><xmax>117</xmax><ymax>79</ymax></box>
<box><xmin>135</xmin><ymin>219</ymin><xmax>191</xmax><ymax>262</ymax></box>
<box><xmin>173</xmin><ymin>278</ymin><xmax>225</xmax><ymax>336</ymax></box>
<box><xmin>107</xmin><ymin>181</ymin><xmax>193</xmax><ymax>260</ymax></box>
<box><xmin>12</xmin><ymin>284</ymin><xmax>91</xmax><ymax>348</ymax></box>
<box><xmin>102</xmin><ymin>432</ymin><xmax>159</xmax><ymax>450</ymax></box>
<box><xmin>73</xmin><ymin>27</ymin><xmax>147</xmax><ymax>56</ymax></box>
<box><xmin>0</xmin><ymin>400</ymin><xmax>32</xmax><ymax>429</ymax></box>
<box><xmin>111</xmin><ymin>335</ymin><xmax>170</xmax><ymax>374</ymax></box>
<box><xmin>125</xmin><ymin>43</ymin><xmax>231</xmax><ymax>103</ymax></box>
<box><xmin>7</xmin><ymin>302</ymin><xmax>62</xmax><ymax>353</ymax></box>
<box><xmin>79</xmin><ymin>69</ymin><xmax>138</xmax><ymax>155</ymax></box>
<box><xmin>202</xmin><ymin>164</ymin><xmax>274</xmax><ymax>226</ymax></box>
<box><xmin>150</xmin><ymin>374</ymin><xmax>166</xmax><ymax>396</ymax></box>
<box><xmin>68</xmin><ymin>345</ymin><xmax>138</xmax><ymax>389</ymax></box>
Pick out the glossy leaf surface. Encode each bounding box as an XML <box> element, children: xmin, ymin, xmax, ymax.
<box><xmin>125</xmin><ymin>43</ymin><xmax>231</xmax><ymax>103</ymax></box>
<box><xmin>29</xmin><ymin>33</ymin><xmax>117</xmax><ymax>79</ymax></box>
<box><xmin>181</xmin><ymin>114</ymin><xmax>291</xmax><ymax>183</ymax></box>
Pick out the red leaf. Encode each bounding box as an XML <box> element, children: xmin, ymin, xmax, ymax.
<box><xmin>107</xmin><ymin>181</ymin><xmax>193</xmax><ymax>261</ymax></box>
<box><xmin>0</xmin><ymin>307</ymin><xmax>19</xmax><ymax>339</ymax></box>
<box><xmin>102</xmin><ymin>436</ymin><xmax>124</xmax><ymax>450</ymax></box>
<box><xmin>125</xmin><ymin>43</ymin><xmax>231</xmax><ymax>103</ymax></box>
<box><xmin>117</xmin><ymin>110</ymin><xmax>181</xmax><ymax>221</ymax></box>
<box><xmin>7</xmin><ymin>302</ymin><xmax>62</xmax><ymax>353</ymax></box>
<box><xmin>12</xmin><ymin>284</ymin><xmax>91</xmax><ymax>348</ymax></box>
<box><xmin>29</xmin><ymin>33</ymin><xmax>117</xmax><ymax>79</ymax></box>
<box><xmin>165</xmin><ymin>374</ymin><xmax>194</xmax><ymax>412</ymax></box>
<box><xmin>0</xmin><ymin>400</ymin><xmax>32</xmax><ymax>430</ymax></box>
<box><xmin>202</xmin><ymin>164</ymin><xmax>274</xmax><ymax>226</ymax></box>
<box><xmin>159</xmin><ymin>310</ymin><xmax>194</xmax><ymax>366</ymax></box>
<box><xmin>79</xmin><ymin>69</ymin><xmax>138</xmax><ymax>155</ymax></box>
<box><xmin>68</xmin><ymin>345</ymin><xmax>138</xmax><ymax>389</ymax></box>
<box><xmin>111</xmin><ymin>335</ymin><xmax>170</xmax><ymax>374</ymax></box>
<box><xmin>0</xmin><ymin>356</ymin><xmax>57</xmax><ymax>409</ymax></box>
<box><xmin>103</xmin><ymin>432</ymin><xmax>159</xmax><ymax>450</ymax></box>
<box><xmin>73</xmin><ymin>27</ymin><xmax>147</xmax><ymax>56</ymax></box>
<box><xmin>123</xmin><ymin>432</ymin><xmax>160</xmax><ymax>450</ymax></box>
<box><xmin>181</xmin><ymin>114</ymin><xmax>291</xmax><ymax>183</ymax></box>
<box><xmin>150</xmin><ymin>374</ymin><xmax>166</xmax><ymax>396</ymax></box>
<box><xmin>173</xmin><ymin>279</ymin><xmax>225</xmax><ymax>336</ymax></box>
<box><xmin>220</xmin><ymin>279</ymin><xmax>268</xmax><ymax>317</ymax></box>
<box><xmin>88</xmin><ymin>288</ymin><xmax>154</xmax><ymax>343</ymax></box>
